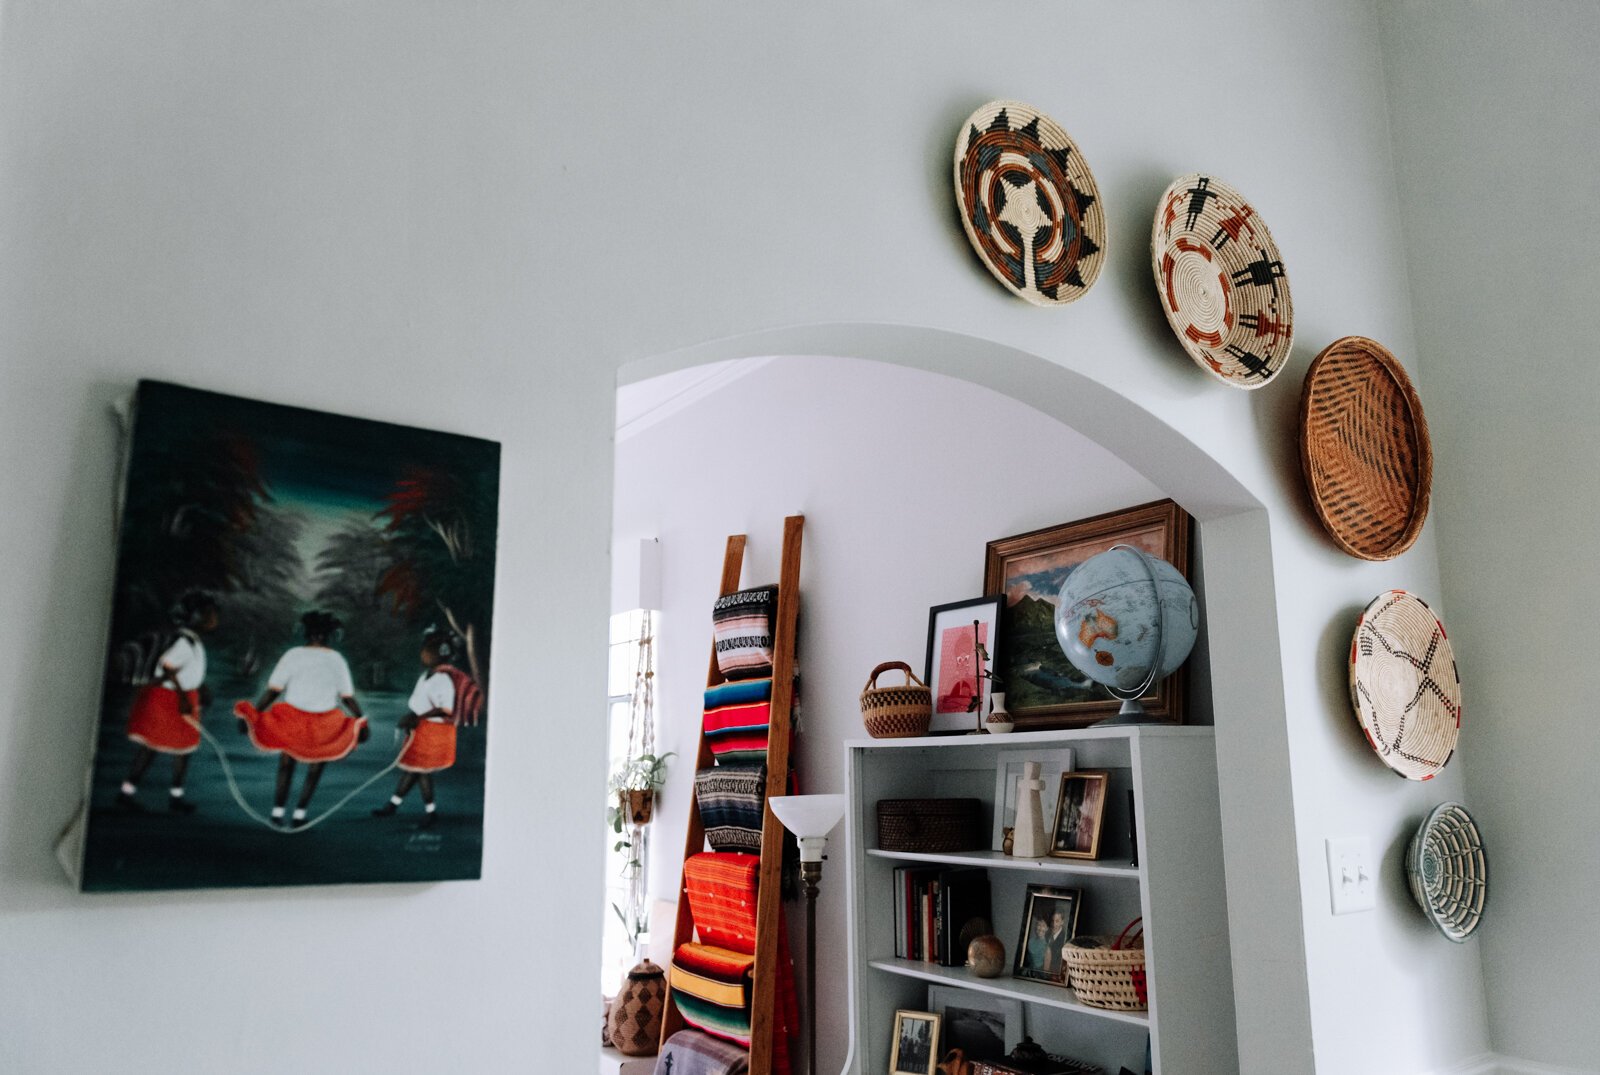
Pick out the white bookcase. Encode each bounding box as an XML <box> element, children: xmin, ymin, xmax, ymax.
<box><xmin>844</xmin><ymin>726</ymin><xmax>1237</xmax><ymax>1075</ymax></box>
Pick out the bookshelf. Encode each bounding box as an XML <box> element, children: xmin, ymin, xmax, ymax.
<box><xmin>844</xmin><ymin>726</ymin><xmax>1237</xmax><ymax>1074</ymax></box>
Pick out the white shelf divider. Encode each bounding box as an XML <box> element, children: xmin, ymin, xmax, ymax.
<box><xmin>866</xmin><ymin>957</ymin><xmax>1152</xmax><ymax>1027</ymax></box>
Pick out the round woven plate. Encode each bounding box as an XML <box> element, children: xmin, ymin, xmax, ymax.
<box><xmin>1349</xmin><ymin>590</ymin><xmax>1461</xmax><ymax>781</ymax></box>
<box><xmin>1150</xmin><ymin>174</ymin><xmax>1293</xmax><ymax>387</ymax></box>
<box><xmin>1300</xmin><ymin>336</ymin><xmax>1433</xmax><ymax>559</ymax></box>
<box><xmin>954</xmin><ymin>100</ymin><xmax>1105</xmax><ymax>306</ymax></box>
<box><xmin>1406</xmin><ymin>802</ymin><xmax>1487</xmax><ymax>942</ymax></box>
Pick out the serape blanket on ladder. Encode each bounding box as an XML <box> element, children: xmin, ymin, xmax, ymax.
<box><xmin>680</xmin><ymin>852</ymin><xmax>800</xmax><ymax>1075</ymax></box>
<box><xmin>703</xmin><ymin>678</ymin><xmax>774</xmax><ymax>767</ymax></box>
<box><xmin>712</xmin><ymin>586</ymin><xmax>778</xmax><ymax>681</ymax></box>
<box><xmin>654</xmin><ymin>1029</ymin><xmax>750</xmax><ymax>1075</ymax></box>
<box><xmin>695</xmin><ymin>765</ymin><xmax>766</xmax><ymax>854</ymax></box>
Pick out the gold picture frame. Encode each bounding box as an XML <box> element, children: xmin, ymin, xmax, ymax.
<box><xmin>1049</xmin><ymin>770</ymin><xmax>1109</xmax><ymax>860</ymax></box>
<box><xmin>889</xmin><ymin>1009</ymin><xmax>942</xmax><ymax>1075</ymax></box>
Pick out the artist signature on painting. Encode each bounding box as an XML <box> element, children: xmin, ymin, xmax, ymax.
<box><xmin>405</xmin><ymin>833</ymin><xmax>443</xmax><ymax>853</ymax></box>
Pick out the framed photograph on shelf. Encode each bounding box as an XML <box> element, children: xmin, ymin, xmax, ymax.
<box><xmin>926</xmin><ymin>985</ymin><xmax>1023</xmax><ymax>1061</ymax></box>
<box><xmin>889</xmin><ymin>1009</ymin><xmax>942</xmax><ymax>1075</ymax></box>
<box><xmin>1050</xmin><ymin>771</ymin><xmax>1110</xmax><ymax>859</ymax></box>
<box><xmin>990</xmin><ymin>747</ymin><xmax>1075</xmax><ymax>852</ymax></box>
<box><xmin>924</xmin><ymin>596</ymin><xmax>1004</xmax><ymax>734</ymax></box>
<box><xmin>1012</xmin><ymin>884</ymin><xmax>1082</xmax><ymax>987</ymax></box>
<box><xmin>983</xmin><ymin>498</ymin><xmax>1191</xmax><ymax>729</ymax></box>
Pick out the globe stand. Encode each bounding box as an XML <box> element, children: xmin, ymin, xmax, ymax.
<box><xmin>1092</xmin><ymin>545</ymin><xmax>1173</xmax><ymax>729</ymax></box>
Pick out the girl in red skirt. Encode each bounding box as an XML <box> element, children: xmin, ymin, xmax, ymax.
<box><xmin>371</xmin><ymin>627</ymin><xmax>481</xmax><ymax>829</ymax></box>
<box><xmin>235</xmin><ymin>610</ymin><xmax>367</xmax><ymax>828</ymax></box>
<box><xmin>116</xmin><ymin>591</ymin><xmax>219</xmax><ymax>814</ymax></box>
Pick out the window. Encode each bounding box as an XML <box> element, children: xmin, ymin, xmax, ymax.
<box><xmin>602</xmin><ymin>608</ymin><xmax>654</xmax><ymax>994</ymax></box>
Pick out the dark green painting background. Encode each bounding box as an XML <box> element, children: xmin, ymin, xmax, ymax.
<box><xmin>82</xmin><ymin>381</ymin><xmax>499</xmax><ymax>891</ymax></box>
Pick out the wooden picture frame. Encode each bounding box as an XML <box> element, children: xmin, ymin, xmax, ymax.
<box><xmin>983</xmin><ymin>498</ymin><xmax>1191</xmax><ymax>729</ymax></box>
<box><xmin>924</xmin><ymin>596</ymin><xmax>1004</xmax><ymax>734</ymax></box>
<box><xmin>889</xmin><ymin>1009</ymin><xmax>942</xmax><ymax>1075</ymax></box>
<box><xmin>1011</xmin><ymin>884</ymin><xmax>1082</xmax><ymax>988</ymax></box>
<box><xmin>1049</xmin><ymin>771</ymin><xmax>1110</xmax><ymax>860</ymax></box>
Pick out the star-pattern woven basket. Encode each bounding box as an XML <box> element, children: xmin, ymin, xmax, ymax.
<box><xmin>1151</xmin><ymin>173</ymin><xmax>1293</xmax><ymax>388</ymax></box>
<box><xmin>954</xmin><ymin>100</ymin><xmax>1105</xmax><ymax>306</ymax></box>
<box><xmin>1299</xmin><ymin>336</ymin><xmax>1433</xmax><ymax>560</ymax></box>
<box><xmin>1406</xmin><ymin>802</ymin><xmax>1487</xmax><ymax>942</ymax></box>
<box><xmin>1349</xmin><ymin>590</ymin><xmax>1461</xmax><ymax>780</ymax></box>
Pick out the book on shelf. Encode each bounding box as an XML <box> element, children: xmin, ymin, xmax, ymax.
<box><xmin>892</xmin><ymin>866</ymin><xmax>991</xmax><ymax>967</ymax></box>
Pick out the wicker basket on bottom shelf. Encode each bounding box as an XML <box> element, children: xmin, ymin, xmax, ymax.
<box><xmin>1061</xmin><ymin>919</ymin><xmax>1147</xmax><ymax>1012</ymax></box>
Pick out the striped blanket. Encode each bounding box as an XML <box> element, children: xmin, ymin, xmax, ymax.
<box><xmin>703</xmin><ymin>679</ymin><xmax>773</xmax><ymax>766</ymax></box>
<box><xmin>712</xmin><ymin>586</ymin><xmax>778</xmax><ymax>680</ymax></box>
<box><xmin>695</xmin><ymin>765</ymin><xmax>766</xmax><ymax>853</ymax></box>
<box><xmin>676</xmin><ymin>855</ymin><xmax>800</xmax><ymax>1075</ymax></box>
<box><xmin>654</xmin><ymin>1030</ymin><xmax>750</xmax><ymax>1075</ymax></box>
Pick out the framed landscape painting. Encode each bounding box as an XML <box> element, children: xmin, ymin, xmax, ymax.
<box><xmin>77</xmin><ymin>381</ymin><xmax>500</xmax><ymax>891</ymax></box>
<box><xmin>983</xmin><ymin>499</ymin><xmax>1190</xmax><ymax>729</ymax></box>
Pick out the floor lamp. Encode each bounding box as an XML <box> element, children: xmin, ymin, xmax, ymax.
<box><xmin>769</xmin><ymin>793</ymin><xmax>846</xmax><ymax>1075</ymax></box>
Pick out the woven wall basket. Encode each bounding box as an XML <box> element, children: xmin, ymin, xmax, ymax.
<box><xmin>1299</xmin><ymin>336</ymin><xmax>1433</xmax><ymax>559</ymax></box>
<box><xmin>1349</xmin><ymin>590</ymin><xmax>1461</xmax><ymax>781</ymax></box>
<box><xmin>1406</xmin><ymin>802</ymin><xmax>1487</xmax><ymax>942</ymax></box>
<box><xmin>954</xmin><ymin>100</ymin><xmax>1105</xmax><ymax>306</ymax></box>
<box><xmin>1150</xmin><ymin>173</ymin><xmax>1293</xmax><ymax>388</ymax></box>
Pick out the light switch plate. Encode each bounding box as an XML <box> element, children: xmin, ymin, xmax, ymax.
<box><xmin>1326</xmin><ymin>836</ymin><xmax>1376</xmax><ymax>915</ymax></box>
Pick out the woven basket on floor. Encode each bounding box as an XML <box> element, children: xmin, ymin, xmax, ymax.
<box><xmin>1299</xmin><ymin>336</ymin><xmax>1433</xmax><ymax>560</ymax></box>
<box><xmin>1061</xmin><ymin>919</ymin><xmax>1147</xmax><ymax>1011</ymax></box>
<box><xmin>1150</xmin><ymin>173</ymin><xmax>1293</xmax><ymax>388</ymax></box>
<box><xmin>860</xmin><ymin>661</ymin><xmax>932</xmax><ymax>738</ymax></box>
<box><xmin>1350</xmin><ymin>590</ymin><xmax>1461</xmax><ymax>781</ymax></box>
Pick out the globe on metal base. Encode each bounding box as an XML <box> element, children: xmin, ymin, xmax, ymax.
<box><xmin>1054</xmin><ymin>544</ymin><xmax>1198</xmax><ymax>728</ymax></box>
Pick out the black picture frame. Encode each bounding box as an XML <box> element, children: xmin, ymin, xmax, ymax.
<box><xmin>924</xmin><ymin>595</ymin><xmax>1004</xmax><ymax>734</ymax></box>
<box><xmin>1011</xmin><ymin>883</ymin><xmax>1082</xmax><ymax>988</ymax></box>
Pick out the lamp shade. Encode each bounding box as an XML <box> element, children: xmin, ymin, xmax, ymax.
<box><xmin>769</xmin><ymin>794</ymin><xmax>846</xmax><ymax>839</ymax></box>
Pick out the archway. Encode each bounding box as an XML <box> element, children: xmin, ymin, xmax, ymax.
<box><xmin>614</xmin><ymin>323</ymin><xmax>1311</xmax><ymax>1073</ymax></box>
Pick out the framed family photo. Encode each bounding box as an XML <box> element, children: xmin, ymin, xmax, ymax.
<box><xmin>1050</xmin><ymin>771</ymin><xmax>1110</xmax><ymax>860</ymax></box>
<box><xmin>890</xmin><ymin>1009</ymin><xmax>941</xmax><ymax>1075</ymax></box>
<box><xmin>924</xmin><ymin>596</ymin><xmax>1003</xmax><ymax>734</ymax></box>
<box><xmin>1012</xmin><ymin>884</ymin><xmax>1082</xmax><ymax>987</ymax></box>
<box><xmin>983</xmin><ymin>499</ymin><xmax>1191</xmax><ymax>729</ymax></box>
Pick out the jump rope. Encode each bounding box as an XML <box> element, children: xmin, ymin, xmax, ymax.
<box><xmin>185</xmin><ymin>710</ymin><xmax>416</xmax><ymax>835</ymax></box>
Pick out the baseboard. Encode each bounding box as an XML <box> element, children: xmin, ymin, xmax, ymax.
<box><xmin>1429</xmin><ymin>1054</ymin><xmax>1599</xmax><ymax>1075</ymax></box>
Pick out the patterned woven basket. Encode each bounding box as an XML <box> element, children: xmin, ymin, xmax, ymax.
<box><xmin>1350</xmin><ymin>590</ymin><xmax>1461</xmax><ymax>780</ymax></box>
<box><xmin>860</xmin><ymin>661</ymin><xmax>932</xmax><ymax>738</ymax></box>
<box><xmin>1299</xmin><ymin>336</ymin><xmax>1433</xmax><ymax>560</ymax></box>
<box><xmin>1061</xmin><ymin>919</ymin><xmax>1147</xmax><ymax>1011</ymax></box>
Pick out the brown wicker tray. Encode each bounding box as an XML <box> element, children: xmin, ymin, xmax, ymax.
<box><xmin>876</xmin><ymin>798</ymin><xmax>984</xmax><ymax>852</ymax></box>
<box><xmin>1299</xmin><ymin>336</ymin><xmax>1432</xmax><ymax>560</ymax></box>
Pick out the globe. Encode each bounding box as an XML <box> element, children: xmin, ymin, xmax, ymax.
<box><xmin>1053</xmin><ymin>546</ymin><xmax>1198</xmax><ymax>711</ymax></box>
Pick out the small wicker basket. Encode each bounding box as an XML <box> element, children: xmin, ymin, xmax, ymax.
<box><xmin>1061</xmin><ymin>919</ymin><xmax>1147</xmax><ymax>1012</ymax></box>
<box><xmin>860</xmin><ymin>661</ymin><xmax>932</xmax><ymax>738</ymax></box>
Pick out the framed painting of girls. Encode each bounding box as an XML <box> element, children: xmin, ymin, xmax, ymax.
<box><xmin>76</xmin><ymin>380</ymin><xmax>500</xmax><ymax>891</ymax></box>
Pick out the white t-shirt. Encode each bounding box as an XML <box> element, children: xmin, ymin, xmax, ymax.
<box><xmin>267</xmin><ymin>646</ymin><xmax>356</xmax><ymax>713</ymax></box>
<box><xmin>408</xmin><ymin>670</ymin><xmax>456</xmax><ymax>721</ymax></box>
<box><xmin>158</xmin><ymin>633</ymin><xmax>206</xmax><ymax>692</ymax></box>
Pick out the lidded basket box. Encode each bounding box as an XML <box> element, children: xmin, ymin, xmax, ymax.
<box><xmin>877</xmin><ymin>798</ymin><xmax>985</xmax><ymax>853</ymax></box>
<box><xmin>860</xmin><ymin>661</ymin><xmax>932</xmax><ymax>738</ymax></box>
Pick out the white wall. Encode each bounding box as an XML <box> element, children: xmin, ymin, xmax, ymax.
<box><xmin>612</xmin><ymin>354</ymin><xmax>1167</xmax><ymax>1075</ymax></box>
<box><xmin>1378</xmin><ymin>3</ymin><xmax>1600</xmax><ymax>1070</ymax></box>
<box><xmin>0</xmin><ymin>2</ymin><xmax>1498</xmax><ymax>1072</ymax></box>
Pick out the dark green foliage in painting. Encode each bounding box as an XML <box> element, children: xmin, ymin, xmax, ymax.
<box><xmin>376</xmin><ymin>461</ymin><xmax>498</xmax><ymax>688</ymax></box>
<box><xmin>314</xmin><ymin>521</ymin><xmax>413</xmax><ymax>690</ymax></box>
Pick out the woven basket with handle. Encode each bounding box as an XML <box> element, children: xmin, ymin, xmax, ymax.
<box><xmin>1061</xmin><ymin>918</ymin><xmax>1147</xmax><ymax>1011</ymax></box>
<box><xmin>860</xmin><ymin>661</ymin><xmax>932</xmax><ymax>738</ymax></box>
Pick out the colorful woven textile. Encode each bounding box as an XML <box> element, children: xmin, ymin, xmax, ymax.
<box><xmin>684</xmin><ymin>852</ymin><xmax>761</xmax><ymax>952</ymax></box>
<box><xmin>671</xmin><ymin>943</ymin><xmax>755</xmax><ymax>1009</ymax></box>
<box><xmin>704</xmin><ymin>679</ymin><xmax>773</xmax><ymax>766</ymax></box>
<box><xmin>712</xmin><ymin>586</ymin><xmax>778</xmax><ymax>680</ymax></box>
<box><xmin>654</xmin><ymin>1030</ymin><xmax>750</xmax><ymax>1075</ymax></box>
<box><xmin>696</xmin><ymin>765</ymin><xmax>766</xmax><ymax>853</ymax></box>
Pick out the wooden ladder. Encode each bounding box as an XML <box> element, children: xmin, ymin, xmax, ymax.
<box><xmin>658</xmin><ymin>514</ymin><xmax>804</xmax><ymax>1075</ymax></box>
